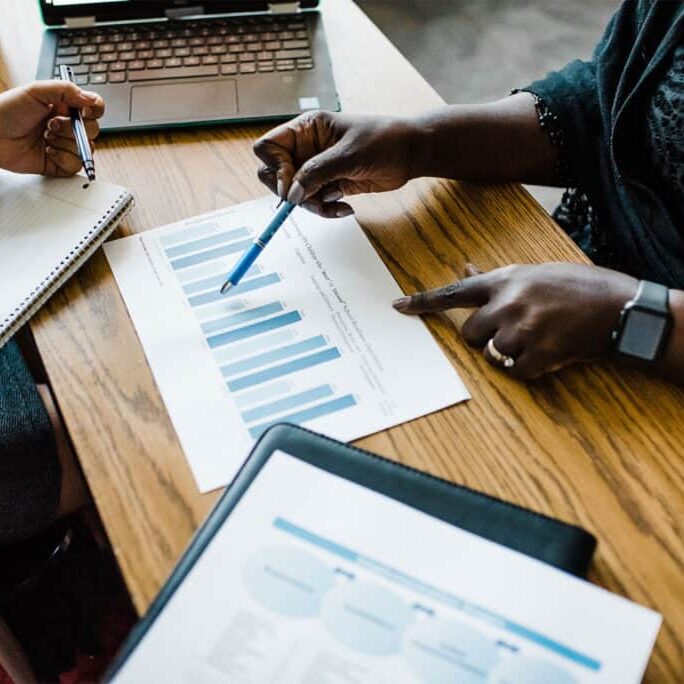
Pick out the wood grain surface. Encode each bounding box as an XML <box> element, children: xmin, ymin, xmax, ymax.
<box><xmin>2</xmin><ymin>1</ymin><xmax>683</xmax><ymax>679</ymax></box>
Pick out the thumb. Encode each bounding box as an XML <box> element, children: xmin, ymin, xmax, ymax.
<box><xmin>287</xmin><ymin>142</ymin><xmax>354</xmax><ymax>205</ymax></box>
<box><xmin>25</xmin><ymin>80</ymin><xmax>103</xmax><ymax>116</ymax></box>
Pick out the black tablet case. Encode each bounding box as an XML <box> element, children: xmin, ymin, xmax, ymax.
<box><xmin>106</xmin><ymin>423</ymin><xmax>596</xmax><ymax>680</ymax></box>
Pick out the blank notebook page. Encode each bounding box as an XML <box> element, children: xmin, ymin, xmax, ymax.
<box><xmin>0</xmin><ymin>170</ymin><xmax>131</xmax><ymax>345</ymax></box>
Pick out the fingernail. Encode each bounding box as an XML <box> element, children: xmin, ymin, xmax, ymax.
<box><xmin>277</xmin><ymin>177</ymin><xmax>285</xmax><ymax>199</ymax></box>
<box><xmin>392</xmin><ymin>297</ymin><xmax>410</xmax><ymax>311</ymax></box>
<box><xmin>83</xmin><ymin>107</ymin><xmax>92</xmax><ymax>118</ymax></box>
<box><xmin>46</xmin><ymin>146</ymin><xmax>55</xmax><ymax>156</ymax></box>
<box><xmin>48</xmin><ymin>118</ymin><xmax>60</xmax><ymax>132</ymax></box>
<box><xmin>287</xmin><ymin>180</ymin><xmax>305</xmax><ymax>205</ymax></box>
<box><xmin>81</xmin><ymin>90</ymin><xmax>98</xmax><ymax>101</ymax></box>
<box><xmin>335</xmin><ymin>206</ymin><xmax>354</xmax><ymax>218</ymax></box>
<box><xmin>323</xmin><ymin>189</ymin><xmax>343</xmax><ymax>203</ymax></box>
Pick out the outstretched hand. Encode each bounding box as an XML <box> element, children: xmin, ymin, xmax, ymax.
<box><xmin>393</xmin><ymin>262</ymin><xmax>638</xmax><ymax>379</ymax></box>
<box><xmin>0</xmin><ymin>80</ymin><xmax>104</xmax><ymax>177</ymax></box>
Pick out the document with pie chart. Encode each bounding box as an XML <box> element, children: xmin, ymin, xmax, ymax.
<box><xmin>112</xmin><ymin>451</ymin><xmax>661</xmax><ymax>684</ymax></box>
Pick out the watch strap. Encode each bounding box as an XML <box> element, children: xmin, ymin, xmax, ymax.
<box><xmin>633</xmin><ymin>280</ymin><xmax>669</xmax><ymax>313</ymax></box>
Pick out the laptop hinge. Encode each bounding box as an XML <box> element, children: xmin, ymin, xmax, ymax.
<box><xmin>166</xmin><ymin>5</ymin><xmax>204</xmax><ymax>19</ymax></box>
<box><xmin>268</xmin><ymin>2</ymin><xmax>301</xmax><ymax>14</ymax></box>
<box><xmin>64</xmin><ymin>16</ymin><xmax>96</xmax><ymax>28</ymax></box>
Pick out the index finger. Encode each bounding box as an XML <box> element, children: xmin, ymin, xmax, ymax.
<box><xmin>26</xmin><ymin>80</ymin><xmax>105</xmax><ymax>119</ymax></box>
<box><xmin>392</xmin><ymin>274</ymin><xmax>492</xmax><ymax>314</ymax></box>
<box><xmin>253</xmin><ymin>123</ymin><xmax>297</xmax><ymax>198</ymax></box>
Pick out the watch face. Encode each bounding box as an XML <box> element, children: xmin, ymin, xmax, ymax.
<box><xmin>618</xmin><ymin>309</ymin><xmax>668</xmax><ymax>360</ymax></box>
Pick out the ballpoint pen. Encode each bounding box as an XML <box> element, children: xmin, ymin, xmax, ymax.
<box><xmin>220</xmin><ymin>200</ymin><xmax>296</xmax><ymax>294</ymax></box>
<box><xmin>58</xmin><ymin>64</ymin><xmax>96</xmax><ymax>183</ymax></box>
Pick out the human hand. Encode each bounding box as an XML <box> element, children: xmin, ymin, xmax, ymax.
<box><xmin>0</xmin><ymin>80</ymin><xmax>104</xmax><ymax>177</ymax></box>
<box><xmin>393</xmin><ymin>262</ymin><xmax>639</xmax><ymax>379</ymax></box>
<box><xmin>254</xmin><ymin>110</ymin><xmax>418</xmax><ymax>218</ymax></box>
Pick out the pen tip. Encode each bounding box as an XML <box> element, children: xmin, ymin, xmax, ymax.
<box><xmin>220</xmin><ymin>281</ymin><xmax>232</xmax><ymax>295</ymax></box>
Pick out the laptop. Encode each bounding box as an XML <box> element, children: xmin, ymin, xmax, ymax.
<box><xmin>36</xmin><ymin>0</ymin><xmax>340</xmax><ymax>132</ymax></box>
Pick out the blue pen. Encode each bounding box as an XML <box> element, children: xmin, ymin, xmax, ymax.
<box><xmin>220</xmin><ymin>200</ymin><xmax>296</xmax><ymax>294</ymax></box>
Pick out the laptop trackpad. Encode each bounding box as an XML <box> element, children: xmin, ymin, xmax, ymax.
<box><xmin>130</xmin><ymin>80</ymin><xmax>238</xmax><ymax>123</ymax></box>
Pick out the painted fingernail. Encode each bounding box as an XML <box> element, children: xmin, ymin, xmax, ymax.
<box><xmin>392</xmin><ymin>297</ymin><xmax>410</xmax><ymax>311</ymax></box>
<box><xmin>287</xmin><ymin>180</ymin><xmax>305</xmax><ymax>205</ymax></box>
<box><xmin>335</xmin><ymin>206</ymin><xmax>354</xmax><ymax>218</ymax></box>
<box><xmin>323</xmin><ymin>189</ymin><xmax>343</xmax><ymax>203</ymax></box>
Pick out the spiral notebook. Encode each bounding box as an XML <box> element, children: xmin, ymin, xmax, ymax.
<box><xmin>0</xmin><ymin>169</ymin><xmax>133</xmax><ymax>348</ymax></box>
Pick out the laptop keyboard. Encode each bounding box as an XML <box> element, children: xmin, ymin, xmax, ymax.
<box><xmin>52</xmin><ymin>16</ymin><xmax>313</xmax><ymax>85</ymax></box>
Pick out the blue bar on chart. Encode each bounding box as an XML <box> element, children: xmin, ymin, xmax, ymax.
<box><xmin>233</xmin><ymin>380</ymin><xmax>293</xmax><ymax>408</ymax></box>
<box><xmin>189</xmin><ymin>273</ymin><xmax>281</xmax><ymax>307</ymax></box>
<box><xmin>170</xmin><ymin>238</ymin><xmax>253</xmax><ymax>270</ymax></box>
<box><xmin>164</xmin><ymin>227</ymin><xmax>250</xmax><ymax>259</ymax></box>
<box><xmin>213</xmin><ymin>329</ymin><xmax>298</xmax><ymax>365</ymax></box>
<box><xmin>221</xmin><ymin>336</ymin><xmax>327</xmax><ymax>378</ymax></box>
<box><xmin>182</xmin><ymin>264</ymin><xmax>262</xmax><ymax>296</ymax></box>
<box><xmin>159</xmin><ymin>221</ymin><xmax>219</xmax><ymax>247</ymax></box>
<box><xmin>241</xmin><ymin>384</ymin><xmax>334</xmax><ymax>423</ymax></box>
<box><xmin>248</xmin><ymin>394</ymin><xmax>356</xmax><ymax>438</ymax></box>
<box><xmin>227</xmin><ymin>347</ymin><xmax>341</xmax><ymax>391</ymax></box>
<box><xmin>208</xmin><ymin>311</ymin><xmax>302</xmax><ymax>349</ymax></box>
<box><xmin>202</xmin><ymin>302</ymin><xmax>283</xmax><ymax>335</ymax></box>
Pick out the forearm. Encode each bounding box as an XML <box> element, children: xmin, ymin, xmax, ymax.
<box><xmin>407</xmin><ymin>92</ymin><xmax>561</xmax><ymax>186</ymax></box>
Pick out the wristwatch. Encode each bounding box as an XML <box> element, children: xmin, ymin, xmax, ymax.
<box><xmin>612</xmin><ymin>280</ymin><xmax>672</xmax><ymax>361</ymax></box>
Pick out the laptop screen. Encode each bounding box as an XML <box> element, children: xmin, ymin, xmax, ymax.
<box><xmin>41</xmin><ymin>0</ymin><xmax>318</xmax><ymax>25</ymax></box>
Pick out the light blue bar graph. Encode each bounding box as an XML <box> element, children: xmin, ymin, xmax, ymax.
<box><xmin>208</xmin><ymin>311</ymin><xmax>301</xmax><ymax>349</ymax></box>
<box><xmin>164</xmin><ymin>227</ymin><xmax>250</xmax><ymax>259</ymax></box>
<box><xmin>228</xmin><ymin>347</ymin><xmax>341</xmax><ymax>391</ymax></box>
<box><xmin>189</xmin><ymin>273</ymin><xmax>281</xmax><ymax>308</ymax></box>
<box><xmin>234</xmin><ymin>380</ymin><xmax>292</xmax><ymax>408</ymax></box>
<box><xmin>248</xmin><ymin>394</ymin><xmax>356</xmax><ymax>437</ymax></box>
<box><xmin>242</xmin><ymin>384</ymin><xmax>334</xmax><ymax>423</ymax></box>
<box><xmin>159</xmin><ymin>221</ymin><xmax>219</xmax><ymax>247</ymax></box>
<box><xmin>213</xmin><ymin>329</ymin><xmax>297</xmax><ymax>365</ymax></box>
<box><xmin>222</xmin><ymin>336</ymin><xmax>326</xmax><ymax>378</ymax></box>
<box><xmin>182</xmin><ymin>264</ymin><xmax>261</xmax><ymax>296</ymax></box>
<box><xmin>202</xmin><ymin>302</ymin><xmax>283</xmax><ymax>335</ymax></box>
<box><xmin>170</xmin><ymin>238</ymin><xmax>253</xmax><ymax>270</ymax></box>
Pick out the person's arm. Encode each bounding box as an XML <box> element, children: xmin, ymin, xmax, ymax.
<box><xmin>253</xmin><ymin>92</ymin><xmax>559</xmax><ymax>217</ymax></box>
<box><xmin>407</xmin><ymin>93</ymin><xmax>560</xmax><ymax>186</ymax></box>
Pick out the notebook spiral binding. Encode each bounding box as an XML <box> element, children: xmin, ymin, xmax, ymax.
<box><xmin>0</xmin><ymin>191</ymin><xmax>134</xmax><ymax>348</ymax></box>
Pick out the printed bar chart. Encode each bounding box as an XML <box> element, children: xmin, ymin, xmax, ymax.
<box><xmin>104</xmin><ymin>195</ymin><xmax>468</xmax><ymax>491</ymax></box>
<box><xmin>164</xmin><ymin>219</ymin><xmax>360</xmax><ymax>441</ymax></box>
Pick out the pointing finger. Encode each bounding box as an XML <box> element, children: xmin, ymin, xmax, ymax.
<box><xmin>392</xmin><ymin>274</ymin><xmax>493</xmax><ymax>314</ymax></box>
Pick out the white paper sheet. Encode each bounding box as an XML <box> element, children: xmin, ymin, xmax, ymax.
<box><xmin>113</xmin><ymin>451</ymin><xmax>661</xmax><ymax>683</ymax></box>
<box><xmin>104</xmin><ymin>197</ymin><xmax>469</xmax><ymax>491</ymax></box>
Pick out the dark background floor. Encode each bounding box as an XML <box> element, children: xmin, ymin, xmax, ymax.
<box><xmin>355</xmin><ymin>0</ymin><xmax>619</xmax><ymax>210</ymax></box>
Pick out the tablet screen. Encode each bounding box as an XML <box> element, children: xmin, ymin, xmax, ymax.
<box><xmin>112</xmin><ymin>451</ymin><xmax>658</xmax><ymax>683</ymax></box>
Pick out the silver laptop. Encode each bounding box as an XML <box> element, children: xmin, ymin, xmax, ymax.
<box><xmin>36</xmin><ymin>0</ymin><xmax>340</xmax><ymax>132</ymax></box>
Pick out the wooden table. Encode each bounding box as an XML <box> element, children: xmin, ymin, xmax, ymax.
<box><xmin>2</xmin><ymin>2</ymin><xmax>683</xmax><ymax>679</ymax></box>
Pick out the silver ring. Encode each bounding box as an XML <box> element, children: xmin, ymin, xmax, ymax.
<box><xmin>486</xmin><ymin>338</ymin><xmax>516</xmax><ymax>368</ymax></box>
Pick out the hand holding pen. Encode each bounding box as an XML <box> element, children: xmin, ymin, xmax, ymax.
<box><xmin>58</xmin><ymin>65</ymin><xmax>97</xmax><ymax>182</ymax></box>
